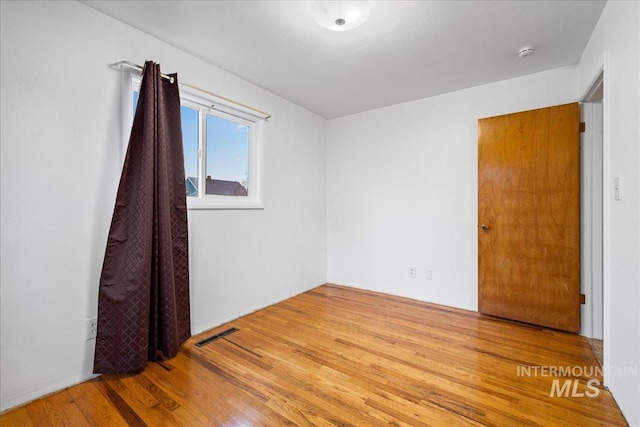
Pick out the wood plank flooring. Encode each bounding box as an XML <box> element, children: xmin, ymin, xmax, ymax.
<box><xmin>588</xmin><ymin>338</ymin><xmax>604</xmax><ymax>367</ymax></box>
<box><xmin>0</xmin><ymin>284</ymin><xmax>627</xmax><ymax>426</ymax></box>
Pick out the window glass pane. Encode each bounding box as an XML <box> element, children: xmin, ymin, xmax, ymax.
<box><xmin>133</xmin><ymin>90</ymin><xmax>139</xmax><ymax>113</ymax></box>
<box><xmin>205</xmin><ymin>114</ymin><xmax>249</xmax><ymax>197</ymax></box>
<box><xmin>181</xmin><ymin>106</ymin><xmax>199</xmax><ymax>197</ymax></box>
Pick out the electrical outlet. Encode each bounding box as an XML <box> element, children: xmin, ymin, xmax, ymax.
<box><xmin>408</xmin><ymin>266</ymin><xmax>417</xmax><ymax>278</ymax></box>
<box><xmin>425</xmin><ymin>269</ymin><xmax>433</xmax><ymax>280</ymax></box>
<box><xmin>87</xmin><ymin>317</ymin><xmax>97</xmax><ymax>341</ymax></box>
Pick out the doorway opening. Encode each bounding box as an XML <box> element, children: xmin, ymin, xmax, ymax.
<box><xmin>580</xmin><ymin>70</ymin><xmax>604</xmax><ymax>366</ymax></box>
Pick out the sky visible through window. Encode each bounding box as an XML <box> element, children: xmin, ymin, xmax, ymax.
<box><xmin>206</xmin><ymin>114</ymin><xmax>249</xmax><ymax>185</ymax></box>
<box><xmin>133</xmin><ymin>91</ymin><xmax>249</xmax><ymax>187</ymax></box>
<box><xmin>181</xmin><ymin>106</ymin><xmax>198</xmax><ymax>179</ymax></box>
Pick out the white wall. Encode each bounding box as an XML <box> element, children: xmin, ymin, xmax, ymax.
<box><xmin>0</xmin><ymin>1</ymin><xmax>327</xmax><ymax>411</ymax></box>
<box><xmin>577</xmin><ymin>1</ymin><xmax>640</xmax><ymax>424</ymax></box>
<box><xmin>327</xmin><ymin>66</ymin><xmax>578</xmax><ymax>310</ymax></box>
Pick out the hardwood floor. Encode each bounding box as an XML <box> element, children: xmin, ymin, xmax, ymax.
<box><xmin>1</xmin><ymin>284</ymin><xmax>627</xmax><ymax>426</ymax></box>
<box><xmin>588</xmin><ymin>338</ymin><xmax>604</xmax><ymax>367</ymax></box>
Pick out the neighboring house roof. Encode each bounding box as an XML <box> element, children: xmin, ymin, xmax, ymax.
<box><xmin>205</xmin><ymin>177</ymin><xmax>247</xmax><ymax>196</ymax></box>
<box><xmin>185</xmin><ymin>177</ymin><xmax>198</xmax><ymax>197</ymax></box>
<box><xmin>184</xmin><ymin>176</ymin><xmax>247</xmax><ymax>197</ymax></box>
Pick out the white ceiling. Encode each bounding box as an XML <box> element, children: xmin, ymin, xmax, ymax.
<box><xmin>82</xmin><ymin>0</ymin><xmax>606</xmax><ymax>119</ymax></box>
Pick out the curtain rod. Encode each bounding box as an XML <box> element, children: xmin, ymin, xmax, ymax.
<box><xmin>112</xmin><ymin>61</ymin><xmax>271</xmax><ymax>120</ymax></box>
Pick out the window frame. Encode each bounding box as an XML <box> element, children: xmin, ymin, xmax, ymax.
<box><xmin>122</xmin><ymin>68</ymin><xmax>264</xmax><ymax>210</ymax></box>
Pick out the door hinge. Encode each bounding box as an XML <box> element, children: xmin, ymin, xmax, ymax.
<box><xmin>579</xmin><ymin>122</ymin><xmax>586</xmax><ymax>133</ymax></box>
<box><xmin>580</xmin><ymin>294</ymin><xmax>586</xmax><ymax>304</ymax></box>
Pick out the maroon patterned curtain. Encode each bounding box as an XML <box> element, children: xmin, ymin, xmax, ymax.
<box><xmin>94</xmin><ymin>61</ymin><xmax>191</xmax><ymax>374</ymax></box>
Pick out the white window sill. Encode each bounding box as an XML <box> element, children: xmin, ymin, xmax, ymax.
<box><xmin>187</xmin><ymin>198</ymin><xmax>264</xmax><ymax>210</ymax></box>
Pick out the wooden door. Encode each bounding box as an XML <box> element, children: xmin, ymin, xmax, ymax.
<box><xmin>478</xmin><ymin>103</ymin><xmax>580</xmax><ymax>332</ymax></box>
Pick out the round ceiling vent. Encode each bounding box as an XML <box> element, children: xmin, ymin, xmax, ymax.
<box><xmin>518</xmin><ymin>47</ymin><xmax>535</xmax><ymax>58</ymax></box>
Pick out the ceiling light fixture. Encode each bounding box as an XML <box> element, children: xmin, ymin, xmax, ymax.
<box><xmin>309</xmin><ymin>1</ymin><xmax>372</xmax><ymax>32</ymax></box>
<box><xmin>518</xmin><ymin>47</ymin><xmax>535</xmax><ymax>58</ymax></box>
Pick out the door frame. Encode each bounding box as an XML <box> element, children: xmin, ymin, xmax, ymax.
<box><xmin>580</xmin><ymin>72</ymin><xmax>604</xmax><ymax>339</ymax></box>
<box><xmin>581</xmin><ymin>66</ymin><xmax>610</xmax><ymax>386</ymax></box>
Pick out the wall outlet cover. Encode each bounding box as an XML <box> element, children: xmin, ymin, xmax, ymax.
<box><xmin>87</xmin><ymin>317</ymin><xmax>97</xmax><ymax>341</ymax></box>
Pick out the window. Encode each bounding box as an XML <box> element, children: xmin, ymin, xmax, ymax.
<box><xmin>126</xmin><ymin>71</ymin><xmax>265</xmax><ymax>209</ymax></box>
